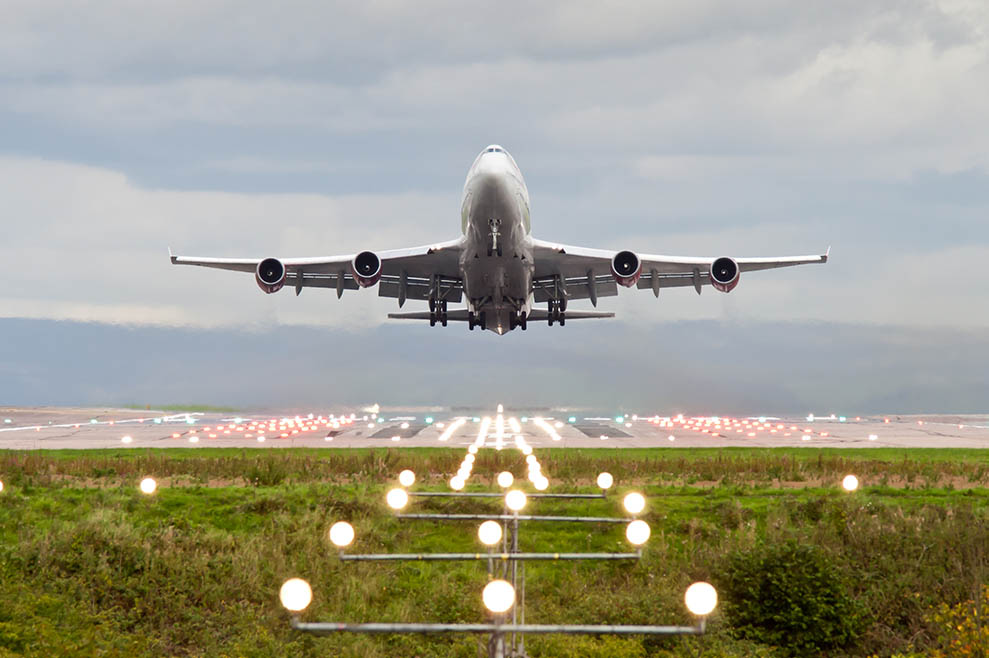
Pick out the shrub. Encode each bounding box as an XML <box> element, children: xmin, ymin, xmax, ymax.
<box><xmin>718</xmin><ymin>540</ymin><xmax>868</xmax><ymax>655</ymax></box>
<box><xmin>925</xmin><ymin>584</ymin><xmax>989</xmax><ymax>658</ymax></box>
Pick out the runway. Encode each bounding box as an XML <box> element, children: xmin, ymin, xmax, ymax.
<box><xmin>1</xmin><ymin>406</ymin><xmax>987</xmax><ymax>450</ymax></box>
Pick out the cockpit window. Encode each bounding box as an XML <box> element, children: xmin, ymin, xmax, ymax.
<box><xmin>486</xmin><ymin>147</ymin><xmax>504</xmax><ymax>153</ymax></box>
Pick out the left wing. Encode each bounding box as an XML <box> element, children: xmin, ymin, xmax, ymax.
<box><xmin>169</xmin><ymin>238</ymin><xmax>465</xmax><ymax>303</ymax></box>
<box><xmin>531</xmin><ymin>238</ymin><xmax>828</xmax><ymax>303</ymax></box>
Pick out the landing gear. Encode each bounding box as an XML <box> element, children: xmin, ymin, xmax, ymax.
<box><xmin>429</xmin><ymin>299</ymin><xmax>448</xmax><ymax>327</ymax></box>
<box><xmin>547</xmin><ymin>300</ymin><xmax>566</xmax><ymax>326</ymax></box>
<box><xmin>509</xmin><ymin>311</ymin><xmax>528</xmax><ymax>331</ymax></box>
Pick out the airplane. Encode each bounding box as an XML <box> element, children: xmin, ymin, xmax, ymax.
<box><xmin>170</xmin><ymin>145</ymin><xmax>828</xmax><ymax>335</ymax></box>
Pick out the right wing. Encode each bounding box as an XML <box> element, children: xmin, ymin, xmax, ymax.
<box><xmin>169</xmin><ymin>239</ymin><xmax>465</xmax><ymax>303</ymax></box>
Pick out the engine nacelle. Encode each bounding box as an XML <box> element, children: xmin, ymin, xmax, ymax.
<box><xmin>611</xmin><ymin>250</ymin><xmax>642</xmax><ymax>287</ymax></box>
<box><xmin>710</xmin><ymin>256</ymin><xmax>740</xmax><ymax>293</ymax></box>
<box><xmin>256</xmin><ymin>257</ymin><xmax>286</xmax><ymax>294</ymax></box>
<box><xmin>351</xmin><ymin>251</ymin><xmax>382</xmax><ymax>288</ymax></box>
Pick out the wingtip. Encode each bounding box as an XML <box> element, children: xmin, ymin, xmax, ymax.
<box><xmin>823</xmin><ymin>245</ymin><xmax>831</xmax><ymax>262</ymax></box>
<box><xmin>168</xmin><ymin>246</ymin><xmax>177</xmax><ymax>264</ymax></box>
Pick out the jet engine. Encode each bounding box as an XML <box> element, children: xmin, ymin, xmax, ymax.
<box><xmin>610</xmin><ymin>250</ymin><xmax>642</xmax><ymax>287</ymax></box>
<box><xmin>710</xmin><ymin>257</ymin><xmax>740</xmax><ymax>292</ymax></box>
<box><xmin>256</xmin><ymin>258</ymin><xmax>286</xmax><ymax>294</ymax></box>
<box><xmin>351</xmin><ymin>251</ymin><xmax>383</xmax><ymax>288</ymax></box>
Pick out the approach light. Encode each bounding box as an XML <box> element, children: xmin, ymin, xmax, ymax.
<box><xmin>478</xmin><ymin>520</ymin><xmax>503</xmax><ymax>546</ymax></box>
<box><xmin>468</xmin><ymin>444</ymin><xmax>479</xmax><ymax>454</ymax></box>
<box><xmin>0</xmin><ymin>480</ymin><xmax>5</xmax><ymax>492</ymax></box>
<box><xmin>279</xmin><ymin>578</ymin><xmax>313</xmax><ymax>612</ymax></box>
<box><xmin>597</xmin><ymin>472</ymin><xmax>614</xmax><ymax>490</ymax></box>
<box><xmin>505</xmin><ymin>489</ymin><xmax>527</xmax><ymax>512</ymax></box>
<box><xmin>626</xmin><ymin>520</ymin><xmax>651</xmax><ymax>546</ymax></box>
<box><xmin>329</xmin><ymin>521</ymin><xmax>355</xmax><ymax>548</ymax></box>
<box><xmin>450</xmin><ymin>476</ymin><xmax>465</xmax><ymax>491</ymax></box>
<box><xmin>121</xmin><ymin>435</ymin><xmax>133</xmax><ymax>444</ymax></box>
<box><xmin>623</xmin><ymin>492</ymin><xmax>646</xmax><ymax>515</ymax></box>
<box><xmin>139</xmin><ymin>477</ymin><xmax>157</xmax><ymax>495</ymax></box>
<box><xmin>842</xmin><ymin>475</ymin><xmax>859</xmax><ymax>492</ymax></box>
<box><xmin>386</xmin><ymin>488</ymin><xmax>409</xmax><ymax>510</ymax></box>
<box><xmin>497</xmin><ymin>471</ymin><xmax>514</xmax><ymax>488</ymax></box>
<box><xmin>533</xmin><ymin>476</ymin><xmax>549</xmax><ymax>491</ymax></box>
<box><xmin>398</xmin><ymin>469</ymin><xmax>415</xmax><ymax>487</ymax></box>
<box><xmin>684</xmin><ymin>582</ymin><xmax>718</xmax><ymax>616</ymax></box>
<box><xmin>482</xmin><ymin>579</ymin><xmax>515</xmax><ymax>614</ymax></box>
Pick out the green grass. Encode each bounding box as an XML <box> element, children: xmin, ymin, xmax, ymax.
<box><xmin>1</xmin><ymin>449</ymin><xmax>988</xmax><ymax>656</ymax></box>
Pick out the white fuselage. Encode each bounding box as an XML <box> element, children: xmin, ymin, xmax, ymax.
<box><xmin>459</xmin><ymin>145</ymin><xmax>534</xmax><ymax>334</ymax></box>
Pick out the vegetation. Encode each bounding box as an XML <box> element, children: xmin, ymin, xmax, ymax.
<box><xmin>0</xmin><ymin>448</ymin><xmax>987</xmax><ymax>656</ymax></box>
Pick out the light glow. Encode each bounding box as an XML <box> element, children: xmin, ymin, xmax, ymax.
<box><xmin>842</xmin><ymin>474</ymin><xmax>859</xmax><ymax>492</ymax></box>
<box><xmin>497</xmin><ymin>471</ymin><xmax>514</xmax><ymax>488</ymax></box>
<box><xmin>623</xmin><ymin>492</ymin><xmax>646</xmax><ymax>515</ymax></box>
<box><xmin>482</xmin><ymin>579</ymin><xmax>515</xmax><ymax>614</ymax></box>
<box><xmin>625</xmin><ymin>520</ymin><xmax>651</xmax><ymax>545</ymax></box>
<box><xmin>685</xmin><ymin>582</ymin><xmax>718</xmax><ymax>616</ymax></box>
<box><xmin>329</xmin><ymin>521</ymin><xmax>355</xmax><ymax>547</ymax></box>
<box><xmin>398</xmin><ymin>469</ymin><xmax>415</xmax><ymax>487</ymax></box>
<box><xmin>596</xmin><ymin>472</ymin><xmax>614</xmax><ymax>489</ymax></box>
<box><xmin>478</xmin><ymin>520</ymin><xmax>503</xmax><ymax>546</ymax></box>
<box><xmin>279</xmin><ymin>578</ymin><xmax>313</xmax><ymax>612</ymax></box>
<box><xmin>386</xmin><ymin>488</ymin><xmax>410</xmax><ymax>510</ymax></box>
<box><xmin>139</xmin><ymin>477</ymin><xmax>157</xmax><ymax>495</ymax></box>
<box><xmin>505</xmin><ymin>489</ymin><xmax>527</xmax><ymax>512</ymax></box>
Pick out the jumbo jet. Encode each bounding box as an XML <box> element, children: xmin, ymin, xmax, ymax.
<box><xmin>170</xmin><ymin>145</ymin><xmax>828</xmax><ymax>335</ymax></box>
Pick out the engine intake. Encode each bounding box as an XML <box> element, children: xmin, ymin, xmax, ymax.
<box><xmin>611</xmin><ymin>250</ymin><xmax>642</xmax><ymax>287</ymax></box>
<box><xmin>256</xmin><ymin>258</ymin><xmax>286</xmax><ymax>294</ymax></box>
<box><xmin>710</xmin><ymin>257</ymin><xmax>740</xmax><ymax>293</ymax></box>
<box><xmin>352</xmin><ymin>251</ymin><xmax>382</xmax><ymax>287</ymax></box>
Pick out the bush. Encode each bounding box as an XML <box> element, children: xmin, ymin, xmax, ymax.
<box><xmin>925</xmin><ymin>584</ymin><xmax>989</xmax><ymax>657</ymax></box>
<box><xmin>718</xmin><ymin>540</ymin><xmax>868</xmax><ymax>655</ymax></box>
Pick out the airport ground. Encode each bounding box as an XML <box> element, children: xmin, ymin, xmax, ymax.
<box><xmin>1</xmin><ymin>407</ymin><xmax>987</xmax><ymax>656</ymax></box>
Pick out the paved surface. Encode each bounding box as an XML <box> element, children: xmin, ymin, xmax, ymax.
<box><xmin>1</xmin><ymin>407</ymin><xmax>987</xmax><ymax>450</ymax></box>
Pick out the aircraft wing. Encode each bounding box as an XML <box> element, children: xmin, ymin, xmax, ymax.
<box><xmin>531</xmin><ymin>238</ymin><xmax>828</xmax><ymax>302</ymax></box>
<box><xmin>169</xmin><ymin>238</ymin><xmax>465</xmax><ymax>302</ymax></box>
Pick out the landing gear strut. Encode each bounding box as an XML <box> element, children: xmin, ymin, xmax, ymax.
<box><xmin>547</xmin><ymin>300</ymin><xmax>566</xmax><ymax>326</ymax></box>
<box><xmin>468</xmin><ymin>311</ymin><xmax>487</xmax><ymax>331</ymax></box>
<box><xmin>429</xmin><ymin>299</ymin><xmax>448</xmax><ymax>327</ymax></box>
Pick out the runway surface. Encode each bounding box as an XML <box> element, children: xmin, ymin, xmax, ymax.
<box><xmin>1</xmin><ymin>406</ymin><xmax>987</xmax><ymax>450</ymax></box>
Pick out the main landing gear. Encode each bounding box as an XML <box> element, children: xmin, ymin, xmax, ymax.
<box><xmin>429</xmin><ymin>299</ymin><xmax>448</xmax><ymax>327</ymax></box>
<box><xmin>547</xmin><ymin>299</ymin><xmax>566</xmax><ymax>326</ymax></box>
<box><xmin>468</xmin><ymin>311</ymin><xmax>487</xmax><ymax>331</ymax></box>
<box><xmin>509</xmin><ymin>311</ymin><xmax>527</xmax><ymax>331</ymax></box>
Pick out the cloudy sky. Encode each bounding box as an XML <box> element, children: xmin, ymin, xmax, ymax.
<box><xmin>2</xmin><ymin>1</ymin><xmax>988</xmax><ymax>412</ymax></box>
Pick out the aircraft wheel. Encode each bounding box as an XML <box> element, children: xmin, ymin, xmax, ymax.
<box><xmin>480</xmin><ymin>312</ymin><xmax>487</xmax><ymax>330</ymax></box>
<box><xmin>559</xmin><ymin>313</ymin><xmax>566</xmax><ymax>327</ymax></box>
<box><xmin>441</xmin><ymin>314</ymin><xmax>448</xmax><ymax>327</ymax></box>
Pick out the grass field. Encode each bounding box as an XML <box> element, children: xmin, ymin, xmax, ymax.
<box><xmin>1</xmin><ymin>448</ymin><xmax>988</xmax><ymax>657</ymax></box>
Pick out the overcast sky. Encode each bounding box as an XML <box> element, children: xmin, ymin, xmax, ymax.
<box><xmin>2</xmin><ymin>1</ymin><xmax>988</xmax><ymax>411</ymax></box>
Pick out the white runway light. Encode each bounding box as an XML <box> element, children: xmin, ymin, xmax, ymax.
<box><xmin>279</xmin><ymin>578</ymin><xmax>313</xmax><ymax>612</ymax></box>
<box><xmin>505</xmin><ymin>489</ymin><xmax>527</xmax><ymax>512</ymax></box>
<box><xmin>386</xmin><ymin>488</ymin><xmax>410</xmax><ymax>510</ymax></box>
<box><xmin>623</xmin><ymin>492</ymin><xmax>646</xmax><ymax>515</ymax></box>
<box><xmin>497</xmin><ymin>471</ymin><xmax>514</xmax><ymax>488</ymax></box>
<box><xmin>842</xmin><ymin>474</ymin><xmax>859</xmax><ymax>492</ymax></box>
<box><xmin>329</xmin><ymin>521</ymin><xmax>355</xmax><ymax>548</ymax></box>
<box><xmin>478</xmin><ymin>520</ymin><xmax>503</xmax><ymax>546</ymax></box>
<box><xmin>685</xmin><ymin>582</ymin><xmax>718</xmax><ymax>616</ymax></box>
<box><xmin>398</xmin><ymin>469</ymin><xmax>415</xmax><ymax>487</ymax></box>
<box><xmin>482</xmin><ymin>579</ymin><xmax>515</xmax><ymax>613</ymax></box>
<box><xmin>596</xmin><ymin>472</ymin><xmax>614</xmax><ymax>489</ymax></box>
<box><xmin>121</xmin><ymin>435</ymin><xmax>133</xmax><ymax>444</ymax></box>
<box><xmin>139</xmin><ymin>477</ymin><xmax>157</xmax><ymax>495</ymax></box>
<box><xmin>625</xmin><ymin>520</ymin><xmax>651</xmax><ymax>546</ymax></box>
<box><xmin>450</xmin><ymin>476</ymin><xmax>465</xmax><ymax>490</ymax></box>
